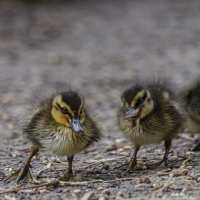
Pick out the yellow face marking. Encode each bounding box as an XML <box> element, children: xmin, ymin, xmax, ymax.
<box><xmin>58</xmin><ymin>95</ymin><xmax>74</xmax><ymax>117</ymax></box>
<box><xmin>79</xmin><ymin>97</ymin><xmax>86</xmax><ymax>123</ymax></box>
<box><xmin>131</xmin><ymin>90</ymin><xmax>146</xmax><ymax>107</ymax></box>
<box><xmin>52</xmin><ymin>95</ymin><xmax>73</xmax><ymax>127</ymax></box>
<box><xmin>121</xmin><ymin>97</ymin><xmax>129</xmax><ymax>107</ymax></box>
<box><xmin>51</xmin><ymin>106</ymin><xmax>71</xmax><ymax>126</ymax></box>
<box><xmin>78</xmin><ymin>96</ymin><xmax>84</xmax><ymax>115</ymax></box>
<box><xmin>51</xmin><ymin>94</ymin><xmax>86</xmax><ymax>127</ymax></box>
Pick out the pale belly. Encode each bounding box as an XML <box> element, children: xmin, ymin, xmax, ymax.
<box><xmin>130</xmin><ymin>133</ymin><xmax>163</xmax><ymax>146</ymax></box>
<box><xmin>40</xmin><ymin>131</ymin><xmax>87</xmax><ymax>156</ymax></box>
<box><xmin>124</xmin><ymin>127</ymin><xmax>164</xmax><ymax>146</ymax></box>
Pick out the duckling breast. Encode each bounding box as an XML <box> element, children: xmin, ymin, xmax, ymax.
<box><xmin>123</xmin><ymin>123</ymin><xmax>164</xmax><ymax>146</ymax></box>
<box><xmin>41</xmin><ymin>127</ymin><xmax>90</xmax><ymax>156</ymax></box>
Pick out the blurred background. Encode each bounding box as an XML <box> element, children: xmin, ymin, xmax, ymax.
<box><xmin>0</xmin><ymin>0</ymin><xmax>200</xmax><ymax>138</ymax></box>
<box><xmin>0</xmin><ymin>0</ymin><xmax>200</xmax><ymax>199</ymax></box>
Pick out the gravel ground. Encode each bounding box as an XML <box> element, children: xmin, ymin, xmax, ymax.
<box><xmin>0</xmin><ymin>0</ymin><xmax>200</xmax><ymax>199</ymax></box>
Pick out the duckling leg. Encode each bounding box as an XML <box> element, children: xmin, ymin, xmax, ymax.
<box><xmin>16</xmin><ymin>145</ymin><xmax>39</xmax><ymax>183</ymax></box>
<box><xmin>60</xmin><ymin>156</ymin><xmax>74</xmax><ymax>181</ymax></box>
<box><xmin>147</xmin><ymin>140</ymin><xmax>171</xmax><ymax>169</ymax></box>
<box><xmin>128</xmin><ymin>146</ymin><xmax>140</xmax><ymax>170</ymax></box>
<box><xmin>161</xmin><ymin>139</ymin><xmax>171</xmax><ymax>166</ymax></box>
<box><xmin>6</xmin><ymin>145</ymin><xmax>39</xmax><ymax>183</ymax></box>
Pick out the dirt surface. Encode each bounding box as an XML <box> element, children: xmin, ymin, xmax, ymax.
<box><xmin>0</xmin><ymin>0</ymin><xmax>200</xmax><ymax>199</ymax></box>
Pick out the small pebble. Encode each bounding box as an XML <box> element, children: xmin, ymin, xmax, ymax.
<box><xmin>116</xmin><ymin>191</ymin><xmax>125</xmax><ymax>200</ymax></box>
<box><xmin>4</xmin><ymin>195</ymin><xmax>16</xmax><ymax>200</ymax></box>
<box><xmin>98</xmin><ymin>189</ymin><xmax>110</xmax><ymax>200</ymax></box>
<box><xmin>73</xmin><ymin>189</ymin><xmax>81</xmax><ymax>194</ymax></box>
<box><xmin>171</xmin><ymin>169</ymin><xmax>189</xmax><ymax>177</ymax></box>
<box><xmin>80</xmin><ymin>191</ymin><xmax>94</xmax><ymax>200</ymax></box>
<box><xmin>139</xmin><ymin>176</ymin><xmax>151</xmax><ymax>184</ymax></box>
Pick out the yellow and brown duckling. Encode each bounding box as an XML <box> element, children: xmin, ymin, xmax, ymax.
<box><xmin>118</xmin><ymin>81</ymin><xmax>182</xmax><ymax>170</ymax></box>
<box><xmin>181</xmin><ymin>78</ymin><xmax>200</xmax><ymax>151</ymax></box>
<box><xmin>14</xmin><ymin>91</ymin><xmax>100</xmax><ymax>183</ymax></box>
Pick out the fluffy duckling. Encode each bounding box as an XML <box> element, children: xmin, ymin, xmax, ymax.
<box><xmin>181</xmin><ymin>78</ymin><xmax>200</xmax><ymax>151</ymax></box>
<box><xmin>118</xmin><ymin>81</ymin><xmax>182</xmax><ymax>169</ymax></box>
<box><xmin>15</xmin><ymin>91</ymin><xmax>100</xmax><ymax>183</ymax></box>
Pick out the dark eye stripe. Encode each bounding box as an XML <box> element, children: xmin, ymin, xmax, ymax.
<box><xmin>142</xmin><ymin>92</ymin><xmax>147</xmax><ymax>101</ymax></box>
<box><xmin>56</xmin><ymin>103</ymin><xmax>73</xmax><ymax>117</ymax></box>
<box><xmin>135</xmin><ymin>99</ymin><xmax>142</xmax><ymax>107</ymax></box>
<box><xmin>135</xmin><ymin>92</ymin><xmax>147</xmax><ymax>107</ymax></box>
<box><xmin>79</xmin><ymin>107</ymin><xmax>83</xmax><ymax>114</ymax></box>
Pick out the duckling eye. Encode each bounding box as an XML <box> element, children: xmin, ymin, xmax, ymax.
<box><xmin>135</xmin><ymin>92</ymin><xmax>147</xmax><ymax>107</ymax></box>
<box><xmin>61</xmin><ymin>107</ymin><xmax>69</xmax><ymax>114</ymax></box>
<box><xmin>147</xmin><ymin>98</ymin><xmax>151</xmax><ymax>103</ymax></box>
<box><xmin>135</xmin><ymin>98</ymin><xmax>143</xmax><ymax>107</ymax></box>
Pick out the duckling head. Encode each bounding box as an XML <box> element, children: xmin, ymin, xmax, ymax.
<box><xmin>51</xmin><ymin>91</ymin><xmax>85</xmax><ymax>133</ymax></box>
<box><xmin>121</xmin><ymin>88</ymin><xmax>154</xmax><ymax>120</ymax></box>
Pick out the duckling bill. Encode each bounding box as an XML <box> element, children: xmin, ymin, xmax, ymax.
<box><xmin>118</xmin><ymin>81</ymin><xmax>182</xmax><ymax>169</ymax></box>
<box><xmin>15</xmin><ymin>91</ymin><xmax>101</xmax><ymax>183</ymax></box>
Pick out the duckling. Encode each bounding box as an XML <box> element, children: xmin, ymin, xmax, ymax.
<box><xmin>13</xmin><ymin>91</ymin><xmax>101</xmax><ymax>183</ymax></box>
<box><xmin>181</xmin><ymin>78</ymin><xmax>200</xmax><ymax>151</ymax></box>
<box><xmin>118</xmin><ymin>81</ymin><xmax>182</xmax><ymax>170</ymax></box>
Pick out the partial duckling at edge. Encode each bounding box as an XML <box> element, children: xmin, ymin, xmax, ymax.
<box><xmin>181</xmin><ymin>78</ymin><xmax>200</xmax><ymax>151</ymax></box>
